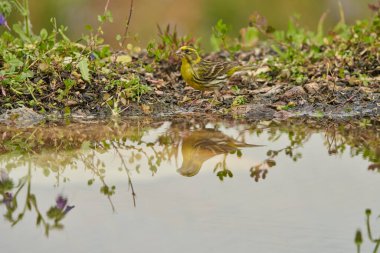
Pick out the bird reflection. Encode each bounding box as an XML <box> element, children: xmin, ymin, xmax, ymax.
<box><xmin>178</xmin><ymin>129</ymin><xmax>260</xmax><ymax>177</ymax></box>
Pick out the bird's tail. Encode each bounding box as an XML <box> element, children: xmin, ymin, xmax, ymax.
<box><xmin>234</xmin><ymin>142</ymin><xmax>264</xmax><ymax>148</ymax></box>
<box><xmin>239</xmin><ymin>65</ymin><xmax>256</xmax><ymax>71</ymax></box>
<box><xmin>231</xmin><ymin>65</ymin><xmax>256</xmax><ymax>76</ymax></box>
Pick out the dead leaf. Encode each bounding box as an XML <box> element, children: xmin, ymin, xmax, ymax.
<box><xmin>141</xmin><ymin>104</ymin><xmax>151</xmax><ymax>114</ymax></box>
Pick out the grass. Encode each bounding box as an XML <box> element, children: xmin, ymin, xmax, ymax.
<box><xmin>0</xmin><ymin>1</ymin><xmax>379</xmax><ymax>116</ymax></box>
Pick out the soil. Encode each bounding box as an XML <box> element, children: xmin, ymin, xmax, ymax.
<box><xmin>0</xmin><ymin>50</ymin><xmax>379</xmax><ymax>126</ymax></box>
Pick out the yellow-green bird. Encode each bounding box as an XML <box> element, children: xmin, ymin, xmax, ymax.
<box><xmin>176</xmin><ymin>46</ymin><xmax>252</xmax><ymax>99</ymax></box>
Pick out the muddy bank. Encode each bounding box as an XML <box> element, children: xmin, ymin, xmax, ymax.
<box><xmin>0</xmin><ymin>47</ymin><xmax>379</xmax><ymax>123</ymax></box>
<box><xmin>1</xmin><ymin>7</ymin><xmax>379</xmax><ymax>122</ymax></box>
<box><xmin>1</xmin><ymin>78</ymin><xmax>378</xmax><ymax>127</ymax></box>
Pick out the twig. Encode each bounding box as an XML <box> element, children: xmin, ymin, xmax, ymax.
<box><xmin>104</xmin><ymin>0</ymin><xmax>111</xmax><ymax>12</ymax></box>
<box><xmin>121</xmin><ymin>0</ymin><xmax>134</xmax><ymax>47</ymax></box>
<box><xmin>80</xmin><ymin>153</ymin><xmax>116</xmax><ymax>212</ymax></box>
<box><xmin>110</xmin><ymin>142</ymin><xmax>137</xmax><ymax>207</ymax></box>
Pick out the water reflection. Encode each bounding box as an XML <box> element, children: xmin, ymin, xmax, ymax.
<box><xmin>356</xmin><ymin>209</ymin><xmax>380</xmax><ymax>253</ymax></box>
<box><xmin>179</xmin><ymin>129</ymin><xmax>261</xmax><ymax>177</ymax></box>
<box><xmin>0</xmin><ymin>117</ymin><xmax>379</xmax><ymax>238</ymax></box>
<box><xmin>0</xmin><ymin>167</ymin><xmax>74</xmax><ymax>236</ymax></box>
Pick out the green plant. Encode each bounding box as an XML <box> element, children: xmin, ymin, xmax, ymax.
<box><xmin>147</xmin><ymin>24</ymin><xmax>196</xmax><ymax>62</ymax></box>
<box><xmin>210</xmin><ymin>19</ymin><xmax>241</xmax><ymax>53</ymax></box>
<box><xmin>231</xmin><ymin>95</ymin><xmax>247</xmax><ymax>106</ymax></box>
<box><xmin>103</xmin><ymin>74</ymin><xmax>151</xmax><ymax>115</ymax></box>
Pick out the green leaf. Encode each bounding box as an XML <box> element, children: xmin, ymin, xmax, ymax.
<box><xmin>77</xmin><ymin>59</ymin><xmax>90</xmax><ymax>82</ymax></box>
<box><xmin>40</xmin><ymin>29</ymin><xmax>48</xmax><ymax>40</ymax></box>
<box><xmin>0</xmin><ymin>1</ymin><xmax>12</xmax><ymax>16</ymax></box>
<box><xmin>12</xmin><ymin>23</ymin><xmax>31</xmax><ymax>42</ymax></box>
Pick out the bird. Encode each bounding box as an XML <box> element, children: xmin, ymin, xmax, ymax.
<box><xmin>175</xmin><ymin>46</ymin><xmax>253</xmax><ymax>101</ymax></box>
<box><xmin>178</xmin><ymin>128</ymin><xmax>261</xmax><ymax>177</ymax></box>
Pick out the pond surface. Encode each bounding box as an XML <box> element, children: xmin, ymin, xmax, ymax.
<box><xmin>0</xmin><ymin>117</ymin><xmax>379</xmax><ymax>253</ymax></box>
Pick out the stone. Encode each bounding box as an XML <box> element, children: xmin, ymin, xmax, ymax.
<box><xmin>304</xmin><ymin>82</ymin><xmax>321</xmax><ymax>94</ymax></box>
<box><xmin>0</xmin><ymin>107</ymin><xmax>45</xmax><ymax>128</ymax></box>
<box><xmin>282</xmin><ymin>86</ymin><xmax>306</xmax><ymax>99</ymax></box>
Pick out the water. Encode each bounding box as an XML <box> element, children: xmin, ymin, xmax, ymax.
<box><xmin>0</xmin><ymin>117</ymin><xmax>379</xmax><ymax>253</ymax></box>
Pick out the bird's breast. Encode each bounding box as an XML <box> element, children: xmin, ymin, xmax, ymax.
<box><xmin>180</xmin><ymin>62</ymin><xmax>208</xmax><ymax>90</ymax></box>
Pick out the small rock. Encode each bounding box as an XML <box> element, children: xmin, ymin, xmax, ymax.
<box><xmin>38</xmin><ymin>63</ymin><xmax>50</xmax><ymax>72</ymax></box>
<box><xmin>323</xmin><ymin>82</ymin><xmax>343</xmax><ymax>91</ymax></box>
<box><xmin>262</xmin><ymin>85</ymin><xmax>283</xmax><ymax>97</ymax></box>
<box><xmin>251</xmin><ymin>86</ymin><xmax>272</xmax><ymax>94</ymax></box>
<box><xmin>65</xmin><ymin>100</ymin><xmax>78</xmax><ymax>106</ymax></box>
<box><xmin>0</xmin><ymin>107</ymin><xmax>45</xmax><ymax>128</ymax></box>
<box><xmin>282</xmin><ymin>86</ymin><xmax>306</xmax><ymax>99</ymax></box>
<box><xmin>232</xmin><ymin>104</ymin><xmax>276</xmax><ymax>119</ymax></box>
<box><xmin>274</xmin><ymin>110</ymin><xmax>294</xmax><ymax>120</ymax></box>
<box><xmin>304</xmin><ymin>82</ymin><xmax>321</xmax><ymax>94</ymax></box>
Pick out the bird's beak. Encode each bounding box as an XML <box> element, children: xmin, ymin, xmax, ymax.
<box><xmin>175</xmin><ymin>49</ymin><xmax>183</xmax><ymax>56</ymax></box>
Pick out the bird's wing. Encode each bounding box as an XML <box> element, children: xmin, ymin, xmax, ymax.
<box><xmin>195</xmin><ymin>60</ymin><xmax>240</xmax><ymax>81</ymax></box>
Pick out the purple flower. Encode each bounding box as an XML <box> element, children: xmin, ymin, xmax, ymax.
<box><xmin>63</xmin><ymin>205</ymin><xmax>75</xmax><ymax>215</ymax></box>
<box><xmin>56</xmin><ymin>195</ymin><xmax>75</xmax><ymax>215</ymax></box>
<box><xmin>56</xmin><ymin>195</ymin><xmax>68</xmax><ymax>210</ymax></box>
<box><xmin>3</xmin><ymin>192</ymin><xmax>13</xmax><ymax>208</ymax></box>
<box><xmin>0</xmin><ymin>14</ymin><xmax>10</xmax><ymax>30</ymax></box>
<box><xmin>0</xmin><ymin>14</ymin><xmax>6</xmax><ymax>26</ymax></box>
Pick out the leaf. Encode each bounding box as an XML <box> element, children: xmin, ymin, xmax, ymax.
<box><xmin>116</xmin><ymin>55</ymin><xmax>132</xmax><ymax>63</ymax></box>
<box><xmin>77</xmin><ymin>59</ymin><xmax>90</xmax><ymax>82</ymax></box>
<box><xmin>12</xmin><ymin>23</ymin><xmax>31</xmax><ymax>42</ymax></box>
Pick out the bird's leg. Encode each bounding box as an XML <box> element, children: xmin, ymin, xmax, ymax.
<box><xmin>195</xmin><ymin>90</ymin><xmax>204</xmax><ymax>103</ymax></box>
<box><xmin>210</xmin><ymin>89</ymin><xmax>221</xmax><ymax>105</ymax></box>
<box><xmin>194</xmin><ymin>90</ymin><xmax>207</xmax><ymax>104</ymax></box>
<box><xmin>188</xmin><ymin>90</ymin><xmax>204</xmax><ymax>105</ymax></box>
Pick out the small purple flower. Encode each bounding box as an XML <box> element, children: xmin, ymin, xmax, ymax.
<box><xmin>0</xmin><ymin>14</ymin><xmax>6</xmax><ymax>25</ymax></box>
<box><xmin>56</xmin><ymin>195</ymin><xmax>75</xmax><ymax>215</ymax></box>
<box><xmin>56</xmin><ymin>195</ymin><xmax>68</xmax><ymax>210</ymax></box>
<box><xmin>63</xmin><ymin>205</ymin><xmax>75</xmax><ymax>215</ymax></box>
<box><xmin>3</xmin><ymin>192</ymin><xmax>13</xmax><ymax>208</ymax></box>
<box><xmin>0</xmin><ymin>14</ymin><xmax>10</xmax><ymax>31</ymax></box>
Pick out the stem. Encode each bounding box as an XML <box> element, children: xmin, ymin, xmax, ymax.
<box><xmin>121</xmin><ymin>0</ymin><xmax>134</xmax><ymax>47</ymax></box>
<box><xmin>374</xmin><ymin>241</ymin><xmax>380</xmax><ymax>253</ymax></box>
<box><xmin>11</xmin><ymin>163</ymin><xmax>32</xmax><ymax>226</ymax></box>
<box><xmin>367</xmin><ymin>212</ymin><xmax>375</xmax><ymax>241</ymax></box>
<box><xmin>104</xmin><ymin>0</ymin><xmax>110</xmax><ymax>12</ymax></box>
<box><xmin>110</xmin><ymin>142</ymin><xmax>136</xmax><ymax>207</ymax></box>
<box><xmin>80</xmin><ymin>153</ymin><xmax>116</xmax><ymax>212</ymax></box>
<box><xmin>23</xmin><ymin>0</ymin><xmax>30</xmax><ymax>37</ymax></box>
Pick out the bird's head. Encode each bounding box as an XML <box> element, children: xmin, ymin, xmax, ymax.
<box><xmin>176</xmin><ymin>46</ymin><xmax>201</xmax><ymax>64</ymax></box>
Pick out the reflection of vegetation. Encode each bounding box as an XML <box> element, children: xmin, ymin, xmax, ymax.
<box><xmin>0</xmin><ymin>118</ymin><xmax>379</xmax><ymax>182</ymax></box>
<box><xmin>355</xmin><ymin>209</ymin><xmax>380</xmax><ymax>253</ymax></box>
<box><xmin>1</xmin><ymin>117</ymin><xmax>379</xmax><ymax>234</ymax></box>
<box><xmin>0</xmin><ymin>167</ymin><xmax>74</xmax><ymax>236</ymax></box>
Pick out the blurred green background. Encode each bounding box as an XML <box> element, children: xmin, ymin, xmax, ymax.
<box><xmin>25</xmin><ymin>0</ymin><xmax>375</xmax><ymax>48</ymax></box>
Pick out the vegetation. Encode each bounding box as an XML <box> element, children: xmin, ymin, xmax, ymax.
<box><xmin>355</xmin><ymin>209</ymin><xmax>380</xmax><ymax>253</ymax></box>
<box><xmin>0</xmin><ymin>1</ymin><xmax>379</xmax><ymax>117</ymax></box>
